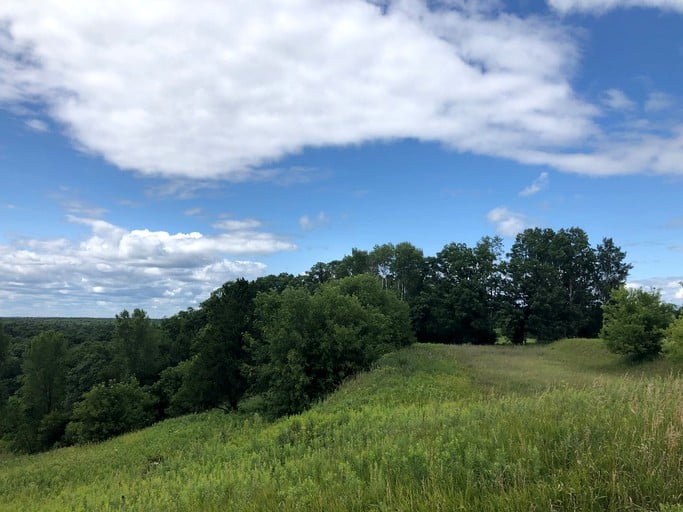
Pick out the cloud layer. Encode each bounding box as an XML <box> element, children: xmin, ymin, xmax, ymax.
<box><xmin>0</xmin><ymin>216</ymin><xmax>294</xmax><ymax>316</ymax></box>
<box><xmin>548</xmin><ymin>0</ymin><xmax>683</xmax><ymax>14</ymax></box>
<box><xmin>0</xmin><ymin>0</ymin><xmax>624</xmax><ymax>180</ymax></box>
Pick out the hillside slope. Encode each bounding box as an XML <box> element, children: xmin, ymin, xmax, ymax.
<box><xmin>1</xmin><ymin>340</ymin><xmax>682</xmax><ymax>511</ymax></box>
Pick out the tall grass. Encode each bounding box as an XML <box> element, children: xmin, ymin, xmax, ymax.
<box><xmin>1</xmin><ymin>339</ymin><xmax>681</xmax><ymax>511</ymax></box>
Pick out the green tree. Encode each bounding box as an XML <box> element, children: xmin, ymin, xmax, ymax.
<box><xmin>392</xmin><ymin>242</ymin><xmax>425</xmax><ymax>301</ymax></box>
<box><xmin>247</xmin><ymin>276</ymin><xmax>413</xmax><ymax>417</ymax></box>
<box><xmin>21</xmin><ymin>330</ymin><xmax>68</xmax><ymax>420</ymax></box>
<box><xmin>174</xmin><ymin>279</ymin><xmax>257</xmax><ymax>412</ymax></box>
<box><xmin>594</xmin><ymin>238</ymin><xmax>633</xmax><ymax>306</ymax></box>
<box><xmin>370</xmin><ymin>243</ymin><xmax>396</xmax><ymax>290</ymax></box>
<box><xmin>662</xmin><ymin>314</ymin><xmax>683</xmax><ymax>363</ymax></box>
<box><xmin>159</xmin><ymin>307</ymin><xmax>207</xmax><ymax>367</ymax></box>
<box><xmin>601</xmin><ymin>287</ymin><xmax>675</xmax><ymax>360</ymax></box>
<box><xmin>0</xmin><ymin>322</ymin><xmax>7</xmax><ymax>370</ymax></box>
<box><xmin>6</xmin><ymin>330</ymin><xmax>71</xmax><ymax>451</ymax></box>
<box><xmin>414</xmin><ymin>237</ymin><xmax>502</xmax><ymax>344</ymax></box>
<box><xmin>114</xmin><ymin>309</ymin><xmax>159</xmax><ymax>384</ymax></box>
<box><xmin>0</xmin><ymin>322</ymin><xmax>8</xmax><ymax>400</ymax></box>
<box><xmin>502</xmin><ymin>227</ymin><xmax>614</xmax><ymax>343</ymax></box>
<box><xmin>65</xmin><ymin>379</ymin><xmax>155</xmax><ymax>444</ymax></box>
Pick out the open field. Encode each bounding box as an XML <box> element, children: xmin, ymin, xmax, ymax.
<box><xmin>1</xmin><ymin>339</ymin><xmax>682</xmax><ymax>511</ymax></box>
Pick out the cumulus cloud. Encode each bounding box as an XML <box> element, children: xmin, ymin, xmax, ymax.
<box><xmin>299</xmin><ymin>212</ymin><xmax>330</xmax><ymax>232</ymax></box>
<box><xmin>625</xmin><ymin>277</ymin><xmax>683</xmax><ymax>304</ymax></box>
<box><xmin>519</xmin><ymin>172</ymin><xmax>549</xmax><ymax>197</ymax></box>
<box><xmin>486</xmin><ymin>207</ymin><xmax>530</xmax><ymax>237</ymax></box>
<box><xmin>0</xmin><ymin>0</ymin><xmax>602</xmax><ymax>180</ymax></box>
<box><xmin>513</xmin><ymin>126</ymin><xmax>683</xmax><ymax>176</ymax></box>
<box><xmin>548</xmin><ymin>0</ymin><xmax>683</xmax><ymax>14</ymax></box>
<box><xmin>0</xmin><ymin>216</ymin><xmax>295</xmax><ymax>316</ymax></box>
<box><xmin>0</xmin><ymin>1</ymin><xmax>681</xmax><ymax>179</ymax></box>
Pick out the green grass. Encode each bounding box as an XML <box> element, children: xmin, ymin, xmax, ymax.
<box><xmin>1</xmin><ymin>339</ymin><xmax>682</xmax><ymax>511</ymax></box>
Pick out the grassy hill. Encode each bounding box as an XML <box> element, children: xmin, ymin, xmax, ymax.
<box><xmin>1</xmin><ymin>339</ymin><xmax>682</xmax><ymax>511</ymax></box>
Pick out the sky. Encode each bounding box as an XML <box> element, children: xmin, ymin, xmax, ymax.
<box><xmin>0</xmin><ymin>0</ymin><xmax>682</xmax><ymax>317</ymax></box>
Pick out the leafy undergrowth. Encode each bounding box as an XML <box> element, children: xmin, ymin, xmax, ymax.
<box><xmin>1</xmin><ymin>339</ymin><xmax>682</xmax><ymax>511</ymax></box>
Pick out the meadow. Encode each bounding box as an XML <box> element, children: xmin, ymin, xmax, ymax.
<box><xmin>1</xmin><ymin>339</ymin><xmax>682</xmax><ymax>511</ymax></box>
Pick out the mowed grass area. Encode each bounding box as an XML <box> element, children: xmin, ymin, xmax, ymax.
<box><xmin>1</xmin><ymin>339</ymin><xmax>682</xmax><ymax>511</ymax></box>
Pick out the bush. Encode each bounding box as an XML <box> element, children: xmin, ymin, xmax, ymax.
<box><xmin>65</xmin><ymin>379</ymin><xmax>155</xmax><ymax>444</ymax></box>
<box><xmin>663</xmin><ymin>315</ymin><xmax>683</xmax><ymax>363</ymax></box>
<box><xmin>247</xmin><ymin>275</ymin><xmax>414</xmax><ymax>417</ymax></box>
<box><xmin>600</xmin><ymin>287</ymin><xmax>675</xmax><ymax>361</ymax></box>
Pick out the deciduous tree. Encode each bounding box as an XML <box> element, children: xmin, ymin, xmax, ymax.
<box><xmin>601</xmin><ymin>287</ymin><xmax>675</xmax><ymax>360</ymax></box>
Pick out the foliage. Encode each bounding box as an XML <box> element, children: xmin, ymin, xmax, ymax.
<box><xmin>159</xmin><ymin>307</ymin><xmax>206</xmax><ymax>367</ymax></box>
<box><xmin>601</xmin><ymin>287</ymin><xmax>675</xmax><ymax>360</ymax></box>
<box><xmin>20</xmin><ymin>330</ymin><xmax>68</xmax><ymax>420</ymax></box>
<box><xmin>173</xmin><ymin>279</ymin><xmax>258</xmax><ymax>412</ymax></box>
<box><xmin>65</xmin><ymin>379</ymin><xmax>155</xmax><ymax>444</ymax></box>
<box><xmin>502</xmin><ymin>227</ymin><xmax>631</xmax><ymax>343</ymax></box>
<box><xmin>0</xmin><ymin>322</ymin><xmax>8</xmax><ymax>401</ymax></box>
<box><xmin>1</xmin><ymin>341</ymin><xmax>682</xmax><ymax>511</ymax></box>
<box><xmin>0</xmin><ymin>228</ymin><xmax>636</xmax><ymax>453</ymax></box>
<box><xmin>114</xmin><ymin>309</ymin><xmax>160</xmax><ymax>384</ymax></box>
<box><xmin>0</xmin><ymin>322</ymin><xmax>7</xmax><ymax>371</ymax></box>
<box><xmin>663</xmin><ymin>314</ymin><xmax>683</xmax><ymax>363</ymax></box>
<box><xmin>247</xmin><ymin>275</ymin><xmax>413</xmax><ymax>416</ymax></box>
<box><xmin>414</xmin><ymin>237</ymin><xmax>502</xmax><ymax>344</ymax></box>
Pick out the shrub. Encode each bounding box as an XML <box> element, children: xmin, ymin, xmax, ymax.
<box><xmin>600</xmin><ymin>287</ymin><xmax>675</xmax><ymax>360</ymax></box>
<box><xmin>663</xmin><ymin>315</ymin><xmax>683</xmax><ymax>363</ymax></box>
<box><xmin>65</xmin><ymin>379</ymin><xmax>155</xmax><ymax>444</ymax></box>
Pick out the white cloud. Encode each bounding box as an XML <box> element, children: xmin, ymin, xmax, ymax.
<box><xmin>519</xmin><ymin>171</ymin><xmax>549</xmax><ymax>197</ymax></box>
<box><xmin>184</xmin><ymin>207</ymin><xmax>202</xmax><ymax>217</ymax></box>
<box><xmin>0</xmin><ymin>0</ymin><xmax>600</xmax><ymax>180</ymax></box>
<box><xmin>299</xmin><ymin>212</ymin><xmax>330</xmax><ymax>232</ymax></box>
<box><xmin>486</xmin><ymin>207</ymin><xmax>530</xmax><ymax>237</ymax></box>
<box><xmin>548</xmin><ymin>0</ymin><xmax>683</xmax><ymax>14</ymax></box>
<box><xmin>0</xmin><ymin>216</ymin><xmax>294</xmax><ymax>316</ymax></box>
<box><xmin>602</xmin><ymin>89</ymin><xmax>635</xmax><ymax>111</ymax></box>
<box><xmin>645</xmin><ymin>92</ymin><xmax>676</xmax><ymax>112</ymax></box>
<box><xmin>625</xmin><ymin>277</ymin><xmax>683</xmax><ymax>304</ymax></box>
<box><xmin>0</xmin><ymin>1</ymin><xmax>681</xmax><ymax>180</ymax></box>
<box><xmin>214</xmin><ymin>218</ymin><xmax>263</xmax><ymax>231</ymax></box>
<box><xmin>24</xmin><ymin>118</ymin><xmax>48</xmax><ymax>132</ymax></box>
<box><xmin>513</xmin><ymin>126</ymin><xmax>683</xmax><ymax>176</ymax></box>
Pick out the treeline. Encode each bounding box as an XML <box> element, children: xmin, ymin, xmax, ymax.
<box><xmin>0</xmin><ymin>227</ymin><xmax>632</xmax><ymax>453</ymax></box>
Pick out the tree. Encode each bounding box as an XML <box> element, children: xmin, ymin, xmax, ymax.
<box><xmin>370</xmin><ymin>243</ymin><xmax>396</xmax><ymax>290</ymax></box>
<box><xmin>247</xmin><ymin>276</ymin><xmax>413</xmax><ymax>417</ymax></box>
<box><xmin>0</xmin><ymin>322</ymin><xmax>8</xmax><ymax>400</ymax></box>
<box><xmin>159</xmin><ymin>307</ymin><xmax>207</xmax><ymax>367</ymax></box>
<box><xmin>414</xmin><ymin>238</ymin><xmax>502</xmax><ymax>344</ymax></box>
<box><xmin>9</xmin><ymin>330</ymin><xmax>70</xmax><ymax>451</ymax></box>
<box><xmin>502</xmin><ymin>228</ymin><xmax>567</xmax><ymax>343</ymax></box>
<box><xmin>601</xmin><ymin>287</ymin><xmax>675</xmax><ymax>360</ymax></box>
<box><xmin>114</xmin><ymin>309</ymin><xmax>159</xmax><ymax>384</ymax></box>
<box><xmin>0</xmin><ymin>322</ymin><xmax>7</xmax><ymax>370</ymax></box>
<box><xmin>174</xmin><ymin>278</ymin><xmax>257</xmax><ymax>412</ymax></box>
<box><xmin>502</xmin><ymin>227</ymin><xmax>618</xmax><ymax>343</ymax></box>
<box><xmin>662</xmin><ymin>314</ymin><xmax>683</xmax><ymax>363</ymax></box>
<box><xmin>65</xmin><ymin>379</ymin><xmax>155</xmax><ymax>444</ymax></box>
<box><xmin>21</xmin><ymin>330</ymin><xmax>68</xmax><ymax>420</ymax></box>
<box><xmin>392</xmin><ymin>242</ymin><xmax>425</xmax><ymax>301</ymax></box>
<box><xmin>594</xmin><ymin>238</ymin><xmax>633</xmax><ymax>306</ymax></box>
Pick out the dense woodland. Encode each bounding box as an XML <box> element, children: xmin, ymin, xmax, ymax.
<box><xmin>0</xmin><ymin>226</ymin><xmax>667</xmax><ymax>453</ymax></box>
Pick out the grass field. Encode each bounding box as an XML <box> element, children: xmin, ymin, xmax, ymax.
<box><xmin>1</xmin><ymin>339</ymin><xmax>682</xmax><ymax>511</ymax></box>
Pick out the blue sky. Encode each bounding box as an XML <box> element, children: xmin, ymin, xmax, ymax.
<box><xmin>0</xmin><ymin>0</ymin><xmax>682</xmax><ymax>317</ymax></box>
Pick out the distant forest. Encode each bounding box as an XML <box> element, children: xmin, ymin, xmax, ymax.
<box><xmin>0</xmin><ymin>227</ymin><xmax>636</xmax><ymax>453</ymax></box>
